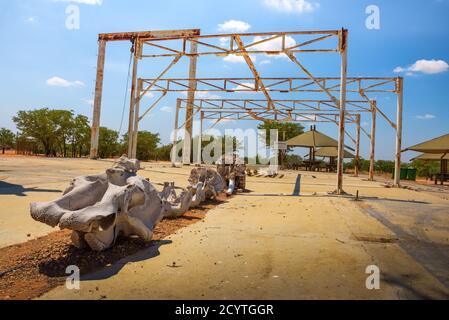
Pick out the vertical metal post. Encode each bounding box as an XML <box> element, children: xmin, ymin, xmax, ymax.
<box><xmin>354</xmin><ymin>114</ymin><xmax>361</xmax><ymax>177</ymax></box>
<box><xmin>369</xmin><ymin>103</ymin><xmax>377</xmax><ymax>181</ymax></box>
<box><xmin>394</xmin><ymin>77</ymin><xmax>404</xmax><ymax>187</ymax></box>
<box><xmin>131</xmin><ymin>79</ymin><xmax>142</xmax><ymax>159</ymax></box>
<box><xmin>336</xmin><ymin>29</ymin><xmax>348</xmax><ymax>194</ymax></box>
<box><xmin>89</xmin><ymin>39</ymin><xmax>106</xmax><ymax>159</ymax></box>
<box><xmin>171</xmin><ymin>99</ymin><xmax>181</xmax><ymax>167</ymax></box>
<box><xmin>182</xmin><ymin>41</ymin><xmax>198</xmax><ymax>165</ymax></box>
<box><xmin>127</xmin><ymin>39</ymin><xmax>140</xmax><ymax>158</ymax></box>
<box><xmin>196</xmin><ymin>111</ymin><xmax>204</xmax><ymax>164</ymax></box>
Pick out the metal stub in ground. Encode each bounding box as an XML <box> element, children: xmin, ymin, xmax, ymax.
<box><xmin>352</xmin><ymin>233</ymin><xmax>399</xmax><ymax>244</ymax></box>
<box><xmin>351</xmin><ymin>190</ymin><xmax>362</xmax><ymax>201</ymax></box>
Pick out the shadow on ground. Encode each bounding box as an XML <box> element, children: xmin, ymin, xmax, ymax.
<box><xmin>0</xmin><ymin>181</ymin><xmax>61</xmax><ymax>197</ymax></box>
<box><xmin>82</xmin><ymin>240</ymin><xmax>172</xmax><ymax>281</ymax></box>
<box><xmin>383</xmin><ymin>273</ymin><xmax>449</xmax><ymax>299</ymax></box>
<box><xmin>38</xmin><ymin>236</ymin><xmax>172</xmax><ymax>281</ymax></box>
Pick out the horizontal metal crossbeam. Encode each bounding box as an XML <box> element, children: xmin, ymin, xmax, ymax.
<box><xmin>141</xmin><ymin>77</ymin><xmax>399</xmax><ymax>93</ymax></box>
<box><xmin>177</xmin><ymin>99</ymin><xmax>372</xmax><ymax>112</ymax></box>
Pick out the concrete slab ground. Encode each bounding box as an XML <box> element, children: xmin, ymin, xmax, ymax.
<box><xmin>1</xmin><ymin>156</ymin><xmax>449</xmax><ymax>299</ymax></box>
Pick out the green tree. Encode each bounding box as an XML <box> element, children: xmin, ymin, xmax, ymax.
<box><xmin>52</xmin><ymin>110</ymin><xmax>75</xmax><ymax>157</ymax></box>
<box><xmin>155</xmin><ymin>143</ymin><xmax>173</xmax><ymax>161</ymax></box>
<box><xmin>13</xmin><ymin>108</ymin><xmax>58</xmax><ymax>156</ymax></box>
<box><xmin>376</xmin><ymin>160</ymin><xmax>395</xmax><ymax>174</ymax></box>
<box><xmin>70</xmin><ymin>115</ymin><xmax>91</xmax><ymax>157</ymax></box>
<box><xmin>411</xmin><ymin>160</ymin><xmax>440</xmax><ymax>178</ymax></box>
<box><xmin>122</xmin><ymin>131</ymin><xmax>161</xmax><ymax>160</ymax></box>
<box><xmin>257</xmin><ymin>121</ymin><xmax>304</xmax><ymax>149</ymax></box>
<box><xmin>0</xmin><ymin>128</ymin><xmax>16</xmax><ymax>154</ymax></box>
<box><xmin>98</xmin><ymin>127</ymin><xmax>120</xmax><ymax>158</ymax></box>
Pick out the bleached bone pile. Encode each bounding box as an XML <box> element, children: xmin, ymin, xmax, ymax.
<box><xmin>30</xmin><ymin>156</ymin><xmax>225</xmax><ymax>251</ymax></box>
<box><xmin>216</xmin><ymin>154</ymin><xmax>247</xmax><ymax>195</ymax></box>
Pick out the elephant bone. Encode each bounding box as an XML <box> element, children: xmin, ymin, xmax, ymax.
<box><xmin>30</xmin><ymin>156</ymin><xmax>164</xmax><ymax>251</ymax></box>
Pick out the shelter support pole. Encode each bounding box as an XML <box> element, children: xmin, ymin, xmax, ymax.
<box><xmin>131</xmin><ymin>79</ymin><xmax>143</xmax><ymax>159</ymax></box>
<box><xmin>394</xmin><ymin>77</ymin><xmax>404</xmax><ymax>187</ymax></box>
<box><xmin>354</xmin><ymin>114</ymin><xmax>361</xmax><ymax>177</ymax></box>
<box><xmin>195</xmin><ymin>111</ymin><xmax>204</xmax><ymax>165</ymax></box>
<box><xmin>182</xmin><ymin>41</ymin><xmax>198</xmax><ymax>165</ymax></box>
<box><xmin>171</xmin><ymin>99</ymin><xmax>181</xmax><ymax>167</ymax></box>
<box><xmin>128</xmin><ymin>39</ymin><xmax>141</xmax><ymax>158</ymax></box>
<box><xmin>89</xmin><ymin>39</ymin><xmax>106</xmax><ymax>159</ymax></box>
<box><xmin>336</xmin><ymin>29</ymin><xmax>348</xmax><ymax>194</ymax></box>
<box><xmin>369</xmin><ymin>103</ymin><xmax>377</xmax><ymax>181</ymax></box>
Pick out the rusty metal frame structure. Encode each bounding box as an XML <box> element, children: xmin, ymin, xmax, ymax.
<box><xmin>141</xmin><ymin>76</ymin><xmax>403</xmax><ymax>186</ymax></box>
<box><xmin>172</xmin><ymin>98</ymin><xmax>375</xmax><ymax>177</ymax></box>
<box><xmin>88</xmin><ymin>28</ymin><xmax>403</xmax><ymax>194</ymax></box>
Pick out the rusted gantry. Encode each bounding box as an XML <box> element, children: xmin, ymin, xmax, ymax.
<box><xmin>89</xmin><ymin>28</ymin><xmax>404</xmax><ymax>194</ymax></box>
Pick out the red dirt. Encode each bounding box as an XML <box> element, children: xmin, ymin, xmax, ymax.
<box><xmin>0</xmin><ymin>195</ymin><xmax>228</xmax><ymax>300</ymax></box>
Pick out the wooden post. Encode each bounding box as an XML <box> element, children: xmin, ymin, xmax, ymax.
<box><xmin>127</xmin><ymin>39</ymin><xmax>140</xmax><ymax>158</ymax></box>
<box><xmin>309</xmin><ymin>147</ymin><xmax>313</xmax><ymax>171</ymax></box>
<box><xmin>354</xmin><ymin>114</ymin><xmax>361</xmax><ymax>177</ymax></box>
<box><xmin>336</xmin><ymin>29</ymin><xmax>348</xmax><ymax>194</ymax></box>
<box><xmin>182</xmin><ymin>41</ymin><xmax>198</xmax><ymax>165</ymax></box>
<box><xmin>89</xmin><ymin>40</ymin><xmax>106</xmax><ymax>159</ymax></box>
<box><xmin>131</xmin><ymin>79</ymin><xmax>142</xmax><ymax>159</ymax></box>
<box><xmin>369</xmin><ymin>103</ymin><xmax>377</xmax><ymax>181</ymax></box>
<box><xmin>394</xmin><ymin>77</ymin><xmax>404</xmax><ymax>187</ymax></box>
<box><xmin>171</xmin><ymin>99</ymin><xmax>181</xmax><ymax>167</ymax></box>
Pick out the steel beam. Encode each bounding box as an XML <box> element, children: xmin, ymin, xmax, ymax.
<box><xmin>131</xmin><ymin>79</ymin><xmax>143</xmax><ymax>159</ymax></box>
<box><xmin>369</xmin><ymin>103</ymin><xmax>377</xmax><ymax>181</ymax></box>
<box><xmin>336</xmin><ymin>29</ymin><xmax>348</xmax><ymax>195</ymax></box>
<box><xmin>98</xmin><ymin>29</ymin><xmax>201</xmax><ymax>42</ymax></box>
<box><xmin>127</xmin><ymin>40</ymin><xmax>141</xmax><ymax>157</ymax></box>
<box><xmin>171</xmin><ymin>99</ymin><xmax>181</xmax><ymax>167</ymax></box>
<box><xmin>182</xmin><ymin>41</ymin><xmax>198</xmax><ymax>165</ymax></box>
<box><xmin>89</xmin><ymin>39</ymin><xmax>106</xmax><ymax>159</ymax></box>
<box><xmin>354</xmin><ymin>114</ymin><xmax>361</xmax><ymax>177</ymax></box>
<box><xmin>394</xmin><ymin>77</ymin><xmax>404</xmax><ymax>187</ymax></box>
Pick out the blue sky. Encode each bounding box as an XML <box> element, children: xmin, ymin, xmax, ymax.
<box><xmin>0</xmin><ymin>0</ymin><xmax>448</xmax><ymax>161</ymax></box>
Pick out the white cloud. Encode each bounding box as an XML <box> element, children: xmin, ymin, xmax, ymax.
<box><xmin>180</xmin><ymin>91</ymin><xmax>222</xmax><ymax>99</ymax></box>
<box><xmin>160</xmin><ymin>106</ymin><xmax>172</xmax><ymax>113</ymax></box>
<box><xmin>264</xmin><ymin>0</ymin><xmax>319</xmax><ymax>14</ymax></box>
<box><xmin>410</xmin><ymin>59</ymin><xmax>449</xmax><ymax>74</ymax></box>
<box><xmin>223</xmin><ymin>54</ymin><xmax>257</xmax><ymax>63</ymax></box>
<box><xmin>394</xmin><ymin>59</ymin><xmax>449</xmax><ymax>75</ymax></box>
<box><xmin>223</xmin><ymin>35</ymin><xmax>296</xmax><ymax>63</ymax></box>
<box><xmin>218</xmin><ymin>20</ymin><xmax>251</xmax><ymax>33</ymax></box>
<box><xmin>82</xmin><ymin>98</ymin><xmax>94</xmax><ymax>106</ymax></box>
<box><xmin>54</xmin><ymin>0</ymin><xmax>103</xmax><ymax>5</ymax></box>
<box><xmin>46</xmin><ymin>76</ymin><xmax>85</xmax><ymax>87</ymax></box>
<box><xmin>196</xmin><ymin>91</ymin><xmax>222</xmax><ymax>99</ymax></box>
<box><xmin>26</xmin><ymin>17</ymin><xmax>36</xmax><ymax>23</ymax></box>
<box><xmin>251</xmin><ymin>35</ymin><xmax>296</xmax><ymax>59</ymax></box>
<box><xmin>416</xmin><ymin>114</ymin><xmax>436</xmax><ymax>120</ymax></box>
<box><xmin>233</xmin><ymin>82</ymin><xmax>257</xmax><ymax>92</ymax></box>
<box><xmin>219</xmin><ymin>37</ymin><xmax>229</xmax><ymax>47</ymax></box>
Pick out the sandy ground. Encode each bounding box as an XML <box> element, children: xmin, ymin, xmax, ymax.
<box><xmin>1</xmin><ymin>156</ymin><xmax>449</xmax><ymax>299</ymax></box>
